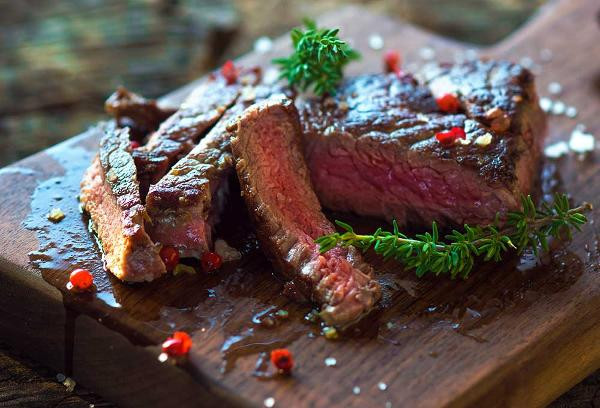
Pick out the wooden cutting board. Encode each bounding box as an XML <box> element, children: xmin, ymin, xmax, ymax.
<box><xmin>0</xmin><ymin>1</ymin><xmax>598</xmax><ymax>407</ymax></box>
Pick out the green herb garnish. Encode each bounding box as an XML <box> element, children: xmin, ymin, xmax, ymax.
<box><xmin>316</xmin><ymin>194</ymin><xmax>592</xmax><ymax>279</ymax></box>
<box><xmin>273</xmin><ymin>19</ymin><xmax>360</xmax><ymax>96</ymax></box>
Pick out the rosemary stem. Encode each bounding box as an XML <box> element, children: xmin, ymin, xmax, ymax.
<box><xmin>317</xmin><ymin>194</ymin><xmax>592</xmax><ymax>279</ymax></box>
<box><xmin>337</xmin><ymin>202</ymin><xmax>592</xmax><ymax>253</ymax></box>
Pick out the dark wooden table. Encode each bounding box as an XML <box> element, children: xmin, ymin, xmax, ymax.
<box><xmin>2</xmin><ymin>338</ymin><xmax>597</xmax><ymax>408</ymax></box>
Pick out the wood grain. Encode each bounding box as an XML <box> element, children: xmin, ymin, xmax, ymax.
<box><xmin>0</xmin><ymin>1</ymin><xmax>598</xmax><ymax>407</ymax></box>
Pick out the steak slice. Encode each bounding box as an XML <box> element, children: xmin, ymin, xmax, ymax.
<box><xmin>80</xmin><ymin>123</ymin><xmax>166</xmax><ymax>282</ymax></box>
<box><xmin>229</xmin><ymin>96</ymin><xmax>381</xmax><ymax>327</ymax></box>
<box><xmin>104</xmin><ymin>87</ymin><xmax>176</xmax><ymax>139</ymax></box>
<box><xmin>299</xmin><ymin>60</ymin><xmax>546</xmax><ymax>226</ymax></box>
<box><xmin>145</xmin><ymin>85</ymin><xmax>281</xmax><ymax>257</ymax></box>
<box><xmin>133</xmin><ymin>68</ymin><xmax>261</xmax><ymax>197</ymax></box>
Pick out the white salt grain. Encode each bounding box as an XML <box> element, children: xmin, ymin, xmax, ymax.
<box><xmin>368</xmin><ymin>34</ymin><xmax>384</xmax><ymax>50</ymax></box>
<box><xmin>539</xmin><ymin>97</ymin><xmax>553</xmax><ymax>112</ymax></box>
<box><xmin>378</xmin><ymin>382</ymin><xmax>388</xmax><ymax>391</ymax></box>
<box><xmin>385</xmin><ymin>402</ymin><xmax>393</xmax><ymax>408</ymax></box>
<box><xmin>548</xmin><ymin>82</ymin><xmax>562</xmax><ymax>95</ymax></box>
<box><xmin>264</xmin><ymin>397</ymin><xmax>275</xmax><ymax>407</ymax></box>
<box><xmin>544</xmin><ymin>141</ymin><xmax>569</xmax><ymax>158</ymax></box>
<box><xmin>353</xmin><ymin>386</ymin><xmax>361</xmax><ymax>395</ymax></box>
<box><xmin>324</xmin><ymin>357</ymin><xmax>337</xmax><ymax>367</ymax></box>
<box><xmin>565</xmin><ymin>106</ymin><xmax>578</xmax><ymax>118</ymax></box>
<box><xmin>551</xmin><ymin>101</ymin><xmax>566</xmax><ymax>116</ymax></box>
<box><xmin>254</xmin><ymin>36</ymin><xmax>273</xmax><ymax>54</ymax></box>
<box><xmin>158</xmin><ymin>352</ymin><xmax>168</xmax><ymax>363</ymax></box>
<box><xmin>569</xmin><ymin>128</ymin><xmax>595</xmax><ymax>154</ymax></box>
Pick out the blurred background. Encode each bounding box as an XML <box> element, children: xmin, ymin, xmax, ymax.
<box><xmin>0</xmin><ymin>0</ymin><xmax>545</xmax><ymax>166</ymax></box>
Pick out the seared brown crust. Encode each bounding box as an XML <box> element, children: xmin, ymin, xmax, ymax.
<box><xmin>104</xmin><ymin>87</ymin><xmax>176</xmax><ymax>138</ymax></box>
<box><xmin>133</xmin><ymin>68</ymin><xmax>261</xmax><ymax>197</ymax></box>
<box><xmin>145</xmin><ymin>84</ymin><xmax>284</xmax><ymax>256</ymax></box>
<box><xmin>230</xmin><ymin>97</ymin><xmax>381</xmax><ymax>326</ymax></box>
<box><xmin>299</xmin><ymin>60</ymin><xmax>546</xmax><ymax>226</ymax></box>
<box><xmin>80</xmin><ymin>123</ymin><xmax>166</xmax><ymax>282</ymax></box>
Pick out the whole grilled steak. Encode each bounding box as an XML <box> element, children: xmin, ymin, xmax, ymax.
<box><xmin>229</xmin><ymin>96</ymin><xmax>381</xmax><ymax>327</ymax></box>
<box><xmin>133</xmin><ymin>68</ymin><xmax>261</xmax><ymax>197</ymax></box>
<box><xmin>299</xmin><ymin>60</ymin><xmax>546</xmax><ymax>226</ymax></box>
<box><xmin>80</xmin><ymin>123</ymin><xmax>166</xmax><ymax>282</ymax></box>
<box><xmin>145</xmin><ymin>84</ymin><xmax>282</xmax><ymax>257</ymax></box>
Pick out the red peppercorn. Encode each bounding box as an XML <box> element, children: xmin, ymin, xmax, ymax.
<box><xmin>130</xmin><ymin>140</ymin><xmax>141</xmax><ymax>149</ymax></box>
<box><xmin>384</xmin><ymin>50</ymin><xmax>401</xmax><ymax>73</ymax></box>
<box><xmin>162</xmin><ymin>331</ymin><xmax>192</xmax><ymax>356</ymax></box>
<box><xmin>201</xmin><ymin>251</ymin><xmax>222</xmax><ymax>272</ymax></box>
<box><xmin>270</xmin><ymin>348</ymin><xmax>293</xmax><ymax>374</ymax></box>
<box><xmin>435</xmin><ymin>127</ymin><xmax>466</xmax><ymax>146</ymax></box>
<box><xmin>69</xmin><ymin>268</ymin><xmax>93</xmax><ymax>291</ymax></box>
<box><xmin>221</xmin><ymin>60</ymin><xmax>238</xmax><ymax>85</ymax></box>
<box><xmin>160</xmin><ymin>246</ymin><xmax>180</xmax><ymax>272</ymax></box>
<box><xmin>436</xmin><ymin>93</ymin><xmax>461</xmax><ymax>113</ymax></box>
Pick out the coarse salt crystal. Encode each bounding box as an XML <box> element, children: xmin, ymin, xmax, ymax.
<box><xmin>378</xmin><ymin>382</ymin><xmax>388</xmax><ymax>391</ymax></box>
<box><xmin>544</xmin><ymin>141</ymin><xmax>569</xmax><ymax>158</ymax></box>
<box><xmin>551</xmin><ymin>101</ymin><xmax>566</xmax><ymax>116</ymax></box>
<box><xmin>565</xmin><ymin>106</ymin><xmax>578</xmax><ymax>118</ymax></box>
<box><xmin>548</xmin><ymin>82</ymin><xmax>562</xmax><ymax>95</ymax></box>
<box><xmin>324</xmin><ymin>357</ymin><xmax>337</xmax><ymax>367</ymax></box>
<box><xmin>158</xmin><ymin>352</ymin><xmax>168</xmax><ymax>363</ymax></box>
<box><xmin>264</xmin><ymin>397</ymin><xmax>275</xmax><ymax>407</ymax></box>
<box><xmin>353</xmin><ymin>386</ymin><xmax>361</xmax><ymax>395</ymax></box>
<box><xmin>569</xmin><ymin>128</ymin><xmax>595</xmax><ymax>153</ymax></box>
<box><xmin>539</xmin><ymin>97</ymin><xmax>553</xmax><ymax>112</ymax></box>
<box><xmin>368</xmin><ymin>34</ymin><xmax>384</xmax><ymax>50</ymax></box>
<box><xmin>254</xmin><ymin>36</ymin><xmax>273</xmax><ymax>54</ymax></box>
<box><xmin>474</xmin><ymin>133</ymin><xmax>493</xmax><ymax>146</ymax></box>
<box><xmin>385</xmin><ymin>402</ymin><xmax>393</xmax><ymax>408</ymax></box>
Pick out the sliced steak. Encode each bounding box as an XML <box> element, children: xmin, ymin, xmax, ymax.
<box><xmin>134</xmin><ymin>68</ymin><xmax>261</xmax><ymax>197</ymax></box>
<box><xmin>105</xmin><ymin>87</ymin><xmax>176</xmax><ymax>139</ymax></box>
<box><xmin>229</xmin><ymin>96</ymin><xmax>381</xmax><ymax>327</ymax></box>
<box><xmin>145</xmin><ymin>85</ymin><xmax>282</xmax><ymax>257</ymax></box>
<box><xmin>299</xmin><ymin>60</ymin><xmax>546</xmax><ymax>226</ymax></box>
<box><xmin>80</xmin><ymin>123</ymin><xmax>166</xmax><ymax>282</ymax></box>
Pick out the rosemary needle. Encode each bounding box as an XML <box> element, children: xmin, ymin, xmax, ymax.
<box><xmin>316</xmin><ymin>194</ymin><xmax>592</xmax><ymax>279</ymax></box>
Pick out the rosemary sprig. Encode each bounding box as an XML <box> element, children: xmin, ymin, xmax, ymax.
<box><xmin>316</xmin><ymin>194</ymin><xmax>592</xmax><ymax>279</ymax></box>
<box><xmin>273</xmin><ymin>19</ymin><xmax>360</xmax><ymax>96</ymax></box>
